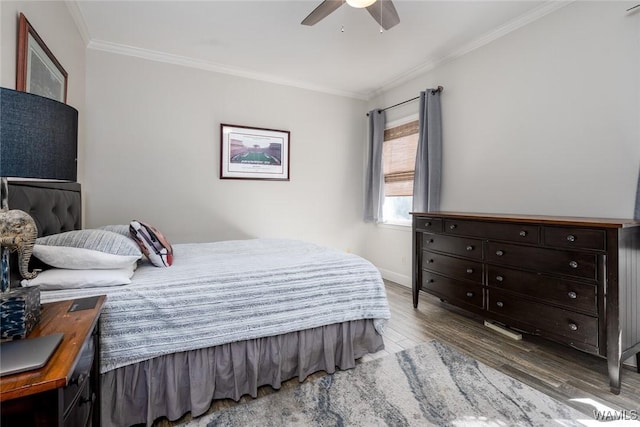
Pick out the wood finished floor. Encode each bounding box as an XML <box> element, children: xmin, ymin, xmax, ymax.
<box><xmin>160</xmin><ymin>280</ymin><xmax>640</xmax><ymax>426</ymax></box>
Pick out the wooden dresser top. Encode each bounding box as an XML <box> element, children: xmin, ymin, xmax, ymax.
<box><xmin>411</xmin><ymin>211</ymin><xmax>640</xmax><ymax>229</ymax></box>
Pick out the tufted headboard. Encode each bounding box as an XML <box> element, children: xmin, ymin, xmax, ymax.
<box><xmin>7</xmin><ymin>180</ymin><xmax>81</xmax><ymax>237</ymax></box>
<box><xmin>5</xmin><ymin>180</ymin><xmax>81</xmax><ymax>288</ymax></box>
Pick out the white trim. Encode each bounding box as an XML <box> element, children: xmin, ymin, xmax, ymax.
<box><xmin>74</xmin><ymin>1</ymin><xmax>570</xmax><ymax>101</ymax></box>
<box><xmin>368</xmin><ymin>1</ymin><xmax>573</xmax><ymax>98</ymax></box>
<box><xmin>378</xmin><ymin>267</ymin><xmax>411</xmax><ymax>288</ymax></box>
<box><xmin>87</xmin><ymin>39</ymin><xmax>369</xmax><ymax>100</ymax></box>
<box><xmin>65</xmin><ymin>0</ymin><xmax>91</xmax><ymax>46</ymax></box>
<box><xmin>377</xmin><ymin>222</ymin><xmax>411</xmax><ymax>232</ymax></box>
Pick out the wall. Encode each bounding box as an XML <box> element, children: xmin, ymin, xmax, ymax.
<box><xmin>84</xmin><ymin>50</ymin><xmax>369</xmax><ymax>252</ymax></box>
<box><xmin>1</xmin><ymin>1</ymin><xmax>87</xmax><ymax>184</ymax></box>
<box><xmin>365</xmin><ymin>1</ymin><xmax>640</xmax><ymax>287</ymax></box>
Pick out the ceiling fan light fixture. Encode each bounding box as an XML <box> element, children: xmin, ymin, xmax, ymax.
<box><xmin>346</xmin><ymin>0</ymin><xmax>376</xmax><ymax>9</ymax></box>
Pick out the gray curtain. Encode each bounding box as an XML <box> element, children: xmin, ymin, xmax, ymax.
<box><xmin>413</xmin><ymin>89</ymin><xmax>442</xmax><ymax>212</ymax></box>
<box><xmin>363</xmin><ymin>109</ymin><xmax>386</xmax><ymax>222</ymax></box>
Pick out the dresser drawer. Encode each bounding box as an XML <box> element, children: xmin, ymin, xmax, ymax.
<box><xmin>543</xmin><ymin>227</ymin><xmax>606</xmax><ymax>251</ymax></box>
<box><xmin>421</xmin><ymin>271</ymin><xmax>484</xmax><ymax>310</ymax></box>
<box><xmin>422</xmin><ymin>233</ymin><xmax>482</xmax><ymax>260</ymax></box>
<box><xmin>487</xmin><ymin>289</ymin><xmax>599</xmax><ymax>348</ymax></box>
<box><xmin>485</xmin><ymin>242</ymin><xmax>598</xmax><ymax>280</ymax></box>
<box><xmin>414</xmin><ymin>217</ymin><xmax>442</xmax><ymax>233</ymax></box>
<box><xmin>486</xmin><ymin>265</ymin><xmax>598</xmax><ymax>315</ymax></box>
<box><xmin>422</xmin><ymin>251</ymin><xmax>482</xmax><ymax>283</ymax></box>
<box><xmin>444</xmin><ymin>219</ymin><xmax>539</xmax><ymax>244</ymax></box>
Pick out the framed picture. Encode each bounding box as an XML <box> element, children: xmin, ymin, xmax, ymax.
<box><xmin>16</xmin><ymin>13</ymin><xmax>68</xmax><ymax>103</ymax></box>
<box><xmin>220</xmin><ymin>124</ymin><xmax>290</xmax><ymax>181</ymax></box>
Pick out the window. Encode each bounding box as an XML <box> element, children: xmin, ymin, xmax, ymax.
<box><xmin>382</xmin><ymin>118</ymin><xmax>419</xmax><ymax>224</ymax></box>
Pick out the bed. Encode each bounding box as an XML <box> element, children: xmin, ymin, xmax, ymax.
<box><xmin>6</xmin><ymin>180</ymin><xmax>390</xmax><ymax>427</ymax></box>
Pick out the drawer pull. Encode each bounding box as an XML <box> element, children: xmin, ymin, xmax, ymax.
<box><xmin>496</xmin><ymin>275</ymin><xmax>504</xmax><ymax>282</ymax></box>
<box><xmin>466</xmin><ymin>292</ymin><xmax>474</xmax><ymax>298</ymax></box>
<box><xmin>427</xmin><ymin>279</ymin><xmax>434</xmax><ymax>283</ymax></box>
<box><xmin>496</xmin><ymin>301</ymin><xmax>504</xmax><ymax>308</ymax></box>
<box><xmin>568</xmin><ymin>291</ymin><xmax>577</xmax><ymax>299</ymax></box>
<box><xmin>519</xmin><ymin>230</ymin><xmax>527</xmax><ymax>237</ymax></box>
<box><xmin>569</xmin><ymin>261</ymin><xmax>578</xmax><ymax>269</ymax></box>
<box><xmin>466</xmin><ymin>245</ymin><xmax>474</xmax><ymax>251</ymax></box>
<box><xmin>68</xmin><ymin>374</ymin><xmax>87</xmax><ymax>387</ymax></box>
<box><xmin>79</xmin><ymin>393</ymin><xmax>95</xmax><ymax>406</ymax></box>
<box><xmin>569</xmin><ymin>323</ymin><xmax>578</xmax><ymax>331</ymax></box>
<box><xmin>425</xmin><ymin>222</ymin><xmax>431</xmax><ymax>226</ymax></box>
<box><xmin>567</xmin><ymin>234</ymin><xmax>576</xmax><ymax>242</ymax></box>
<box><xmin>450</xmin><ymin>224</ymin><xmax>457</xmax><ymax>230</ymax></box>
<box><xmin>426</xmin><ymin>239</ymin><xmax>434</xmax><ymax>244</ymax></box>
<box><xmin>495</xmin><ymin>250</ymin><xmax>504</xmax><ymax>256</ymax></box>
<box><xmin>466</xmin><ymin>268</ymin><xmax>474</xmax><ymax>274</ymax></box>
<box><xmin>427</xmin><ymin>259</ymin><xmax>434</xmax><ymax>263</ymax></box>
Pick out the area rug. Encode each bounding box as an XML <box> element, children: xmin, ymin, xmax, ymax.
<box><xmin>186</xmin><ymin>340</ymin><xmax>590</xmax><ymax>426</ymax></box>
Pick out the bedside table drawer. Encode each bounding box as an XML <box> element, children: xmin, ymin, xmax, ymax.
<box><xmin>63</xmin><ymin>377</ymin><xmax>93</xmax><ymax>427</ymax></box>
<box><xmin>63</xmin><ymin>337</ymin><xmax>94</xmax><ymax>416</ymax></box>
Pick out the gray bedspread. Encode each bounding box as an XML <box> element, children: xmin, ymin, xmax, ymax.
<box><xmin>40</xmin><ymin>239</ymin><xmax>390</xmax><ymax>373</ymax></box>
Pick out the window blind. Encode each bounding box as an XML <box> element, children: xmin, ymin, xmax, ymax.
<box><xmin>383</xmin><ymin>120</ymin><xmax>419</xmax><ymax>197</ymax></box>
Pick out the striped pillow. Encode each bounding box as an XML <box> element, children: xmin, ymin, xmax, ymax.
<box><xmin>34</xmin><ymin>229</ymin><xmax>141</xmax><ymax>269</ymax></box>
<box><xmin>97</xmin><ymin>224</ymin><xmax>132</xmax><ymax>239</ymax></box>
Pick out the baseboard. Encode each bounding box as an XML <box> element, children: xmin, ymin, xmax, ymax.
<box><xmin>624</xmin><ymin>357</ymin><xmax>637</xmax><ymax>369</ymax></box>
<box><xmin>378</xmin><ymin>268</ymin><xmax>411</xmax><ymax>288</ymax></box>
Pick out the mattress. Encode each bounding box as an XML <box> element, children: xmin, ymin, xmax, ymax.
<box><xmin>39</xmin><ymin>238</ymin><xmax>391</xmax><ymax>373</ymax></box>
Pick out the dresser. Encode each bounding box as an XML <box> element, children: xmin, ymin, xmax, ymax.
<box><xmin>411</xmin><ymin>212</ymin><xmax>640</xmax><ymax>394</ymax></box>
<box><xmin>1</xmin><ymin>296</ymin><xmax>105</xmax><ymax>426</ymax></box>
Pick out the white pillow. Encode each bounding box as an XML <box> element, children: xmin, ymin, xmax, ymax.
<box><xmin>33</xmin><ymin>245</ymin><xmax>140</xmax><ymax>270</ymax></box>
<box><xmin>34</xmin><ymin>229</ymin><xmax>141</xmax><ymax>269</ymax></box>
<box><xmin>21</xmin><ymin>264</ymin><xmax>135</xmax><ymax>290</ymax></box>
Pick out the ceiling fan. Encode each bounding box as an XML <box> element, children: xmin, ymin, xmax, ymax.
<box><xmin>301</xmin><ymin>0</ymin><xmax>400</xmax><ymax>31</ymax></box>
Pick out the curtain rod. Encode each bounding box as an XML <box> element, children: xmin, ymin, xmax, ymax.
<box><xmin>367</xmin><ymin>86</ymin><xmax>443</xmax><ymax>116</ymax></box>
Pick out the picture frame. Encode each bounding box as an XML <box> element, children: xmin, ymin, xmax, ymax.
<box><xmin>220</xmin><ymin>124</ymin><xmax>290</xmax><ymax>181</ymax></box>
<box><xmin>16</xmin><ymin>13</ymin><xmax>68</xmax><ymax>103</ymax></box>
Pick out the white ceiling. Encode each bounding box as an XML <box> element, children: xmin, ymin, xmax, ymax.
<box><xmin>72</xmin><ymin>0</ymin><xmax>566</xmax><ymax>99</ymax></box>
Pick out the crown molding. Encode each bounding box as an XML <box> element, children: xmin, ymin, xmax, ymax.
<box><xmin>87</xmin><ymin>39</ymin><xmax>369</xmax><ymax>100</ymax></box>
<box><xmin>79</xmin><ymin>0</ymin><xmax>570</xmax><ymax>101</ymax></box>
<box><xmin>65</xmin><ymin>0</ymin><xmax>91</xmax><ymax>47</ymax></box>
<box><xmin>367</xmin><ymin>0</ymin><xmax>574</xmax><ymax>99</ymax></box>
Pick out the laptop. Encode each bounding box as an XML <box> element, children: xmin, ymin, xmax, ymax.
<box><xmin>0</xmin><ymin>333</ymin><xmax>64</xmax><ymax>376</ymax></box>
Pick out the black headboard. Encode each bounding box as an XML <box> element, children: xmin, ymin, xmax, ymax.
<box><xmin>7</xmin><ymin>180</ymin><xmax>81</xmax><ymax>237</ymax></box>
<box><xmin>5</xmin><ymin>180</ymin><xmax>81</xmax><ymax>288</ymax></box>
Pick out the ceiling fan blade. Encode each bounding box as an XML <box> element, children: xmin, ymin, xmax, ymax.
<box><xmin>301</xmin><ymin>0</ymin><xmax>344</xmax><ymax>26</ymax></box>
<box><xmin>366</xmin><ymin>0</ymin><xmax>400</xmax><ymax>31</ymax></box>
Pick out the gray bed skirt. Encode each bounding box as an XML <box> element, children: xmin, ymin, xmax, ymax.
<box><xmin>101</xmin><ymin>319</ymin><xmax>384</xmax><ymax>427</ymax></box>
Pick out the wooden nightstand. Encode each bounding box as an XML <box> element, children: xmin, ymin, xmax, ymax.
<box><xmin>1</xmin><ymin>295</ymin><xmax>106</xmax><ymax>426</ymax></box>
